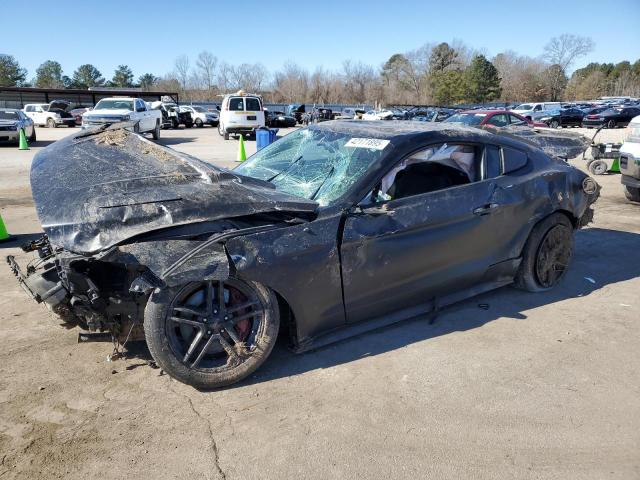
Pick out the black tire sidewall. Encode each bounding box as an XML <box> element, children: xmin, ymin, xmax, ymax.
<box><xmin>624</xmin><ymin>186</ymin><xmax>640</xmax><ymax>202</ymax></box>
<box><xmin>144</xmin><ymin>279</ymin><xmax>280</xmax><ymax>389</ymax></box>
<box><xmin>514</xmin><ymin>213</ymin><xmax>574</xmax><ymax>292</ymax></box>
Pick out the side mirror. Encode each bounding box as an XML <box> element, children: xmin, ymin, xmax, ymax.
<box><xmin>216</xmin><ymin>105</ymin><xmax>221</xmax><ymax>111</ymax></box>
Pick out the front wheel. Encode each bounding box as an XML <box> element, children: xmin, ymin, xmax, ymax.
<box><xmin>514</xmin><ymin>213</ymin><xmax>574</xmax><ymax>292</ymax></box>
<box><xmin>46</xmin><ymin>118</ymin><xmax>56</xmax><ymax>128</ymax></box>
<box><xmin>549</xmin><ymin>120</ymin><xmax>560</xmax><ymax>129</ymax></box>
<box><xmin>144</xmin><ymin>277</ymin><xmax>280</xmax><ymax>389</ymax></box>
<box><xmin>28</xmin><ymin>128</ymin><xmax>36</xmax><ymax>142</ymax></box>
<box><xmin>152</xmin><ymin>121</ymin><xmax>160</xmax><ymax>140</ymax></box>
<box><xmin>195</xmin><ymin>119</ymin><xmax>203</xmax><ymax>128</ymax></box>
<box><xmin>606</xmin><ymin>119</ymin><xmax>616</xmax><ymax>129</ymax></box>
<box><xmin>624</xmin><ymin>186</ymin><xmax>640</xmax><ymax>203</ymax></box>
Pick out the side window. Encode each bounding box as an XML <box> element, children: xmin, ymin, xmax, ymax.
<box><xmin>369</xmin><ymin>143</ymin><xmax>480</xmax><ymax>203</ymax></box>
<box><xmin>483</xmin><ymin>146</ymin><xmax>502</xmax><ymax>179</ymax></box>
<box><xmin>509</xmin><ymin>114</ymin><xmax>527</xmax><ymax>125</ymax></box>
<box><xmin>534</xmin><ymin>105</ymin><xmax>542</xmax><ymax>111</ymax></box>
<box><xmin>25</xmin><ymin>105</ymin><xmax>33</xmax><ymax>112</ymax></box>
<box><xmin>486</xmin><ymin>114</ymin><xmax>508</xmax><ymax>127</ymax></box>
<box><xmin>136</xmin><ymin>100</ymin><xmax>146</xmax><ymax>111</ymax></box>
<box><xmin>34</xmin><ymin>106</ymin><xmax>43</xmax><ymax>112</ymax></box>
<box><xmin>502</xmin><ymin>147</ymin><xmax>528</xmax><ymax>173</ymax></box>
<box><xmin>228</xmin><ymin>98</ymin><xmax>244</xmax><ymax>111</ymax></box>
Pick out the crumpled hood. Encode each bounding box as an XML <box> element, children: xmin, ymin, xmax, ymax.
<box><xmin>30</xmin><ymin>124</ymin><xmax>318</xmax><ymax>255</ymax></box>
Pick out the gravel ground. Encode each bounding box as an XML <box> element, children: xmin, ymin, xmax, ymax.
<box><xmin>0</xmin><ymin>124</ymin><xmax>638</xmax><ymax>480</ymax></box>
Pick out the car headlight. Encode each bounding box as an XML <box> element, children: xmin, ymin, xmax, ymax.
<box><xmin>278</xmin><ymin>116</ymin><xmax>285</xmax><ymax>120</ymax></box>
<box><xmin>122</xmin><ymin>115</ymin><xmax>130</xmax><ymax>121</ymax></box>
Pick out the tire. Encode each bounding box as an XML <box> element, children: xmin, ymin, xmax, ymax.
<box><xmin>152</xmin><ymin>121</ymin><xmax>160</xmax><ymax>140</ymax></box>
<box><xmin>606</xmin><ymin>119</ymin><xmax>616</xmax><ymax>129</ymax></box>
<box><xmin>218</xmin><ymin>123</ymin><xmax>229</xmax><ymax>140</ymax></box>
<box><xmin>550</xmin><ymin>120</ymin><xmax>560</xmax><ymax>129</ymax></box>
<box><xmin>28</xmin><ymin>128</ymin><xmax>36</xmax><ymax>142</ymax></box>
<box><xmin>133</xmin><ymin>122</ymin><xmax>140</xmax><ymax>134</ymax></box>
<box><xmin>588</xmin><ymin>159</ymin><xmax>608</xmax><ymax>175</ymax></box>
<box><xmin>144</xmin><ymin>277</ymin><xmax>280</xmax><ymax>389</ymax></box>
<box><xmin>172</xmin><ymin>118</ymin><xmax>179</xmax><ymax>129</ymax></box>
<box><xmin>514</xmin><ymin>213</ymin><xmax>574</xmax><ymax>292</ymax></box>
<box><xmin>46</xmin><ymin>118</ymin><xmax>56</xmax><ymax>128</ymax></box>
<box><xmin>195</xmin><ymin>119</ymin><xmax>203</xmax><ymax>128</ymax></box>
<box><xmin>624</xmin><ymin>186</ymin><xmax>640</xmax><ymax>203</ymax></box>
<box><xmin>184</xmin><ymin>122</ymin><xmax>193</xmax><ymax>129</ymax></box>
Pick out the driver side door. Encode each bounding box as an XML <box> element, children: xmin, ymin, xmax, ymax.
<box><xmin>339</xmin><ymin>142</ymin><xmax>516</xmax><ymax>325</ymax></box>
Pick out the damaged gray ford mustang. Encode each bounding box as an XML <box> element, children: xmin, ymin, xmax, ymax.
<box><xmin>8</xmin><ymin>121</ymin><xmax>599</xmax><ymax>388</ymax></box>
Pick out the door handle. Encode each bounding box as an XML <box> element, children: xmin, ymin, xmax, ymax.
<box><xmin>473</xmin><ymin>203</ymin><xmax>499</xmax><ymax>215</ymax></box>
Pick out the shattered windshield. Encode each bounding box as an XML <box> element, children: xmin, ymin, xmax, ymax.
<box><xmin>444</xmin><ymin>113</ymin><xmax>485</xmax><ymax>125</ymax></box>
<box><xmin>234</xmin><ymin>128</ymin><xmax>389</xmax><ymax>206</ymax></box>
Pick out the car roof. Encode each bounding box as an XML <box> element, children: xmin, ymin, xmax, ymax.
<box><xmin>460</xmin><ymin>109</ymin><xmax>509</xmax><ymax>115</ymax></box>
<box><xmin>310</xmin><ymin>119</ymin><xmax>493</xmax><ymax>141</ymax></box>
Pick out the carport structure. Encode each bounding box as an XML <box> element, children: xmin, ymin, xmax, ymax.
<box><xmin>0</xmin><ymin>86</ymin><xmax>179</xmax><ymax>109</ymax></box>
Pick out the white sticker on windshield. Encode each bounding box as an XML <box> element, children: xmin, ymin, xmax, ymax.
<box><xmin>345</xmin><ymin>138</ymin><xmax>390</xmax><ymax>150</ymax></box>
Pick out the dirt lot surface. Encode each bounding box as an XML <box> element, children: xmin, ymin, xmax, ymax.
<box><xmin>0</xmin><ymin>124</ymin><xmax>638</xmax><ymax>480</ymax></box>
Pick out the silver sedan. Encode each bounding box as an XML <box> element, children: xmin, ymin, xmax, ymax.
<box><xmin>0</xmin><ymin>108</ymin><xmax>35</xmax><ymax>145</ymax></box>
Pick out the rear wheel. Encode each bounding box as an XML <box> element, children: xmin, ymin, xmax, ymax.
<box><xmin>195</xmin><ymin>118</ymin><xmax>203</xmax><ymax>128</ymax></box>
<box><xmin>46</xmin><ymin>118</ymin><xmax>56</xmax><ymax>128</ymax></box>
<box><xmin>624</xmin><ymin>186</ymin><xmax>640</xmax><ymax>203</ymax></box>
<box><xmin>514</xmin><ymin>213</ymin><xmax>574</xmax><ymax>292</ymax></box>
<box><xmin>588</xmin><ymin>159</ymin><xmax>608</xmax><ymax>175</ymax></box>
<box><xmin>549</xmin><ymin>120</ymin><xmax>560</xmax><ymax>129</ymax></box>
<box><xmin>606</xmin><ymin>119</ymin><xmax>616</xmax><ymax>129</ymax></box>
<box><xmin>152</xmin><ymin>120</ymin><xmax>160</xmax><ymax>140</ymax></box>
<box><xmin>28</xmin><ymin>128</ymin><xmax>36</xmax><ymax>142</ymax></box>
<box><xmin>144</xmin><ymin>277</ymin><xmax>279</xmax><ymax>389</ymax></box>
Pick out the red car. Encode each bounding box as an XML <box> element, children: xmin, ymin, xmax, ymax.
<box><xmin>444</xmin><ymin>110</ymin><xmax>547</xmax><ymax>128</ymax></box>
<box><xmin>70</xmin><ymin>107</ymin><xmax>91</xmax><ymax>126</ymax></box>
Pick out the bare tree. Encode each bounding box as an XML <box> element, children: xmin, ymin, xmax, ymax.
<box><xmin>195</xmin><ymin>51</ymin><xmax>217</xmax><ymax>90</ymax></box>
<box><xmin>543</xmin><ymin>34</ymin><xmax>595</xmax><ymax>72</ymax></box>
<box><xmin>174</xmin><ymin>55</ymin><xmax>190</xmax><ymax>91</ymax></box>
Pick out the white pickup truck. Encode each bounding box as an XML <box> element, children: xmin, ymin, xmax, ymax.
<box><xmin>82</xmin><ymin>97</ymin><xmax>162</xmax><ymax>139</ymax></box>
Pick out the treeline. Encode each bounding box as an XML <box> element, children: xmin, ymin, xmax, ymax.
<box><xmin>1</xmin><ymin>34</ymin><xmax>639</xmax><ymax>105</ymax></box>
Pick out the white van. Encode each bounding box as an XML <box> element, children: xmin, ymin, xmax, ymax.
<box><xmin>218</xmin><ymin>91</ymin><xmax>265</xmax><ymax>140</ymax></box>
<box><xmin>512</xmin><ymin>102</ymin><xmax>562</xmax><ymax>120</ymax></box>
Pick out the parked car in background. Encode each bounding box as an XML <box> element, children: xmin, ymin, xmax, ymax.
<box><xmin>218</xmin><ymin>91</ymin><xmax>265</xmax><ymax>140</ymax></box>
<box><xmin>23</xmin><ymin>101</ymin><xmax>75</xmax><ymax>128</ymax></box>
<box><xmin>82</xmin><ymin>97</ymin><xmax>162</xmax><ymax>139</ymax></box>
<box><xmin>512</xmin><ymin>102</ymin><xmax>562</xmax><ymax>121</ymax></box>
<box><xmin>444</xmin><ymin>110</ymin><xmax>545</xmax><ymax>128</ymax></box>
<box><xmin>70</xmin><ymin>107</ymin><xmax>91</xmax><ymax>126</ymax></box>
<box><xmin>339</xmin><ymin>108</ymin><xmax>366</xmax><ymax>119</ymax></box>
<box><xmin>161</xmin><ymin>102</ymin><xmax>193</xmax><ymax>129</ymax></box>
<box><xmin>362</xmin><ymin>109</ymin><xmax>394</xmax><ymax>121</ymax></box>
<box><xmin>265</xmin><ymin>110</ymin><xmax>296</xmax><ymax>128</ymax></box>
<box><xmin>302</xmin><ymin>107</ymin><xmax>333</xmax><ymax>124</ymax></box>
<box><xmin>581</xmin><ymin>106</ymin><xmax>640</xmax><ymax>129</ymax></box>
<box><xmin>180</xmin><ymin>105</ymin><xmax>218</xmax><ymax>127</ymax></box>
<box><xmin>582</xmin><ymin>106</ymin><xmax>609</xmax><ymax>117</ymax></box>
<box><xmin>619</xmin><ymin>115</ymin><xmax>640</xmax><ymax>202</ymax></box>
<box><xmin>286</xmin><ymin>104</ymin><xmax>306</xmax><ymax>124</ymax></box>
<box><xmin>538</xmin><ymin>107</ymin><xmax>585</xmax><ymax>128</ymax></box>
<box><xmin>0</xmin><ymin>108</ymin><xmax>35</xmax><ymax>144</ymax></box>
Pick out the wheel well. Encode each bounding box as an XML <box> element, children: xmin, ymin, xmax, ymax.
<box><xmin>555</xmin><ymin>209</ymin><xmax>578</xmax><ymax>228</ymax></box>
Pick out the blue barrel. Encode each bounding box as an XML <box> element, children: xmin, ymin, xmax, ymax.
<box><xmin>269</xmin><ymin>128</ymin><xmax>279</xmax><ymax>144</ymax></box>
<box><xmin>256</xmin><ymin>128</ymin><xmax>270</xmax><ymax>151</ymax></box>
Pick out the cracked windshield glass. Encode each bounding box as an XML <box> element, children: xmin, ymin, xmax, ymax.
<box><xmin>234</xmin><ymin>128</ymin><xmax>389</xmax><ymax>206</ymax></box>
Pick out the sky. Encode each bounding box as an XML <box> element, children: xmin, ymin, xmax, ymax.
<box><xmin>3</xmin><ymin>0</ymin><xmax>640</xmax><ymax>81</ymax></box>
